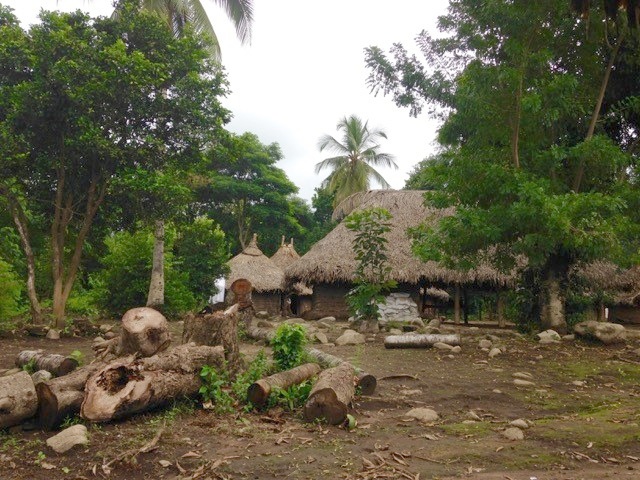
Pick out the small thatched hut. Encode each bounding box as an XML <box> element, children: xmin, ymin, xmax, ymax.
<box><xmin>285</xmin><ymin>190</ymin><xmax>513</xmax><ymax>320</ymax></box>
<box><xmin>270</xmin><ymin>237</ymin><xmax>313</xmax><ymax>316</ymax></box>
<box><xmin>227</xmin><ymin>234</ymin><xmax>284</xmax><ymax>315</ymax></box>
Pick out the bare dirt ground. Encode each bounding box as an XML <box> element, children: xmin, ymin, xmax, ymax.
<box><xmin>1</xmin><ymin>319</ymin><xmax>640</xmax><ymax>480</ymax></box>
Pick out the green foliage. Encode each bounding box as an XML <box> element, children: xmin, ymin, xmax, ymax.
<box><xmin>22</xmin><ymin>358</ymin><xmax>37</xmax><ymax>375</ymax></box>
<box><xmin>344</xmin><ymin>208</ymin><xmax>396</xmax><ymax>323</ymax></box>
<box><xmin>91</xmin><ymin>227</ymin><xmax>197</xmax><ymax>316</ymax></box>
<box><xmin>271</xmin><ymin>323</ymin><xmax>307</xmax><ymax>371</ymax></box>
<box><xmin>199</xmin><ymin>364</ymin><xmax>234</xmax><ymax>414</ymax></box>
<box><xmin>231</xmin><ymin>350</ymin><xmax>270</xmax><ymax>402</ymax></box>
<box><xmin>60</xmin><ymin>415</ymin><xmax>84</xmax><ymax>429</ymax></box>
<box><xmin>0</xmin><ymin>256</ymin><xmax>22</xmax><ymax>322</ymax></box>
<box><xmin>68</xmin><ymin>350</ymin><xmax>84</xmax><ymax>366</ymax></box>
<box><xmin>271</xmin><ymin>381</ymin><xmax>312</xmax><ymax>411</ymax></box>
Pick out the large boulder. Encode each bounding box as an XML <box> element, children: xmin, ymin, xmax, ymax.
<box><xmin>574</xmin><ymin>321</ymin><xmax>626</xmax><ymax>345</ymax></box>
<box><xmin>335</xmin><ymin>329</ymin><xmax>366</xmax><ymax>346</ymax></box>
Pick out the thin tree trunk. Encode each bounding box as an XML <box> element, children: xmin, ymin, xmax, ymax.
<box><xmin>147</xmin><ymin>220</ymin><xmax>165</xmax><ymax>309</ymax></box>
<box><xmin>511</xmin><ymin>63</ymin><xmax>524</xmax><ymax>169</ymax></box>
<box><xmin>453</xmin><ymin>284</ymin><xmax>461</xmax><ymax>324</ymax></box>
<box><xmin>0</xmin><ymin>185</ymin><xmax>43</xmax><ymax>323</ymax></box>
<box><xmin>497</xmin><ymin>292</ymin><xmax>506</xmax><ymax>328</ymax></box>
<box><xmin>540</xmin><ymin>261</ymin><xmax>568</xmax><ymax>334</ymax></box>
<box><xmin>573</xmin><ymin>32</ymin><xmax>625</xmax><ymax>192</ymax></box>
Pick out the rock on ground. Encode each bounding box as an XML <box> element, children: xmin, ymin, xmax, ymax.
<box><xmin>335</xmin><ymin>330</ymin><xmax>365</xmax><ymax>346</ymax></box>
<box><xmin>46</xmin><ymin>425</ymin><xmax>89</xmax><ymax>453</ymax></box>
<box><xmin>405</xmin><ymin>408</ymin><xmax>439</xmax><ymax>423</ymax></box>
<box><xmin>573</xmin><ymin>321</ymin><xmax>626</xmax><ymax>345</ymax></box>
<box><xmin>502</xmin><ymin>427</ymin><xmax>524</xmax><ymax>441</ymax></box>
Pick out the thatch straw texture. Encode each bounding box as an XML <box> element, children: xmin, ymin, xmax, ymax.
<box><xmin>576</xmin><ymin>261</ymin><xmax>640</xmax><ymax>292</ymax></box>
<box><xmin>286</xmin><ymin>190</ymin><xmax>513</xmax><ymax>288</ymax></box>
<box><xmin>270</xmin><ymin>238</ymin><xmax>301</xmax><ymax>269</ymax></box>
<box><xmin>227</xmin><ymin>235</ymin><xmax>284</xmax><ymax>293</ymax></box>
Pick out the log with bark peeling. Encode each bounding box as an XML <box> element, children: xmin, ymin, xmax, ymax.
<box><xmin>306</xmin><ymin>348</ymin><xmax>377</xmax><ymax>395</ymax></box>
<box><xmin>0</xmin><ymin>371</ymin><xmax>38</xmax><ymax>429</ymax></box>
<box><xmin>16</xmin><ymin>350</ymin><xmax>79</xmax><ymax>377</ymax></box>
<box><xmin>247</xmin><ymin>363</ymin><xmax>321</xmax><ymax>407</ymax></box>
<box><xmin>303</xmin><ymin>362</ymin><xmax>356</xmax><ymax>425</ymax></box>
<box><xmin>81</xmin><ymin>345</ymin><xmax>224</xmax><ymax>422</ymax></box>
<box><xmin>384</xmin><ymin>333</ymin><xmax>461</xmax><ymax>349</ymax></box>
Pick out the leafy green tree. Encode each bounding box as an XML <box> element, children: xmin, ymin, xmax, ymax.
<box><xmin>315</xmin><ymin>115</ymin><xmax>398</xmax><ymax>208</ymax></box>
<box><xmin>365</xmin><ymin>0</ymin><xmax>640</xmax><ymax>332</ymax></box>
<box><xmin>195</xmin><ymin>132</ymin><xmax>303</xmax><ymax>254</ymax></box>
<box><xmin>0</xmin><ymin>2</ymin><xmax>229</xmax><ymax>326</ymax></box>
<box><xmin>344</xmin><ymin>207</ymin><xmax>396</xmax><ymax>333</ymax></box>
<box><xmin>0</xmin><ymin>256</ymin><xmax>23</xmax><ymax>322</ymax></box>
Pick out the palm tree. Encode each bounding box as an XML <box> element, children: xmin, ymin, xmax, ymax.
<box><xmin>316</xmin><ymin>115</ymin><xmax>398</xmax><ymax>208</ymax></box>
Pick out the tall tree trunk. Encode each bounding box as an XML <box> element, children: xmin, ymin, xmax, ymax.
<box><xmin>539</xmin><ymin>258</ymin><xmax>568</xmax><ymax>334</ymax></box>
<box><xmin>573</xmin><ymin>32</ymin><xmax>625</xmax><ymax>192</ymax></box>
<box><xmin>0</xmin><ymin>185</ymin><xmax>43</xmax><ymax>323</ymax></box>
<box><xmin>453</xmin><ymin>284</ymin><xmax>461</xmax><ymax>324</ymax></box>
<box><xmin>147</xmin><ymin>220</ymin><xmax>165</xmax><ymax>309</ymax></box>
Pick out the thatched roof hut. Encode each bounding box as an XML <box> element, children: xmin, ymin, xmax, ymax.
<box><xmin>227</xmin><ymin>234</ymin><xmax>284</xmax><ymax>292</ymax></box>
<box><xmin>286</xmin><ymin>190</ymin><xmax>513</xmax><ymax>289</ymax></box>
<box><xmin>270</xmin><ymin>237</ymin><xmax>301</xmax><ymax>270</ymax></box>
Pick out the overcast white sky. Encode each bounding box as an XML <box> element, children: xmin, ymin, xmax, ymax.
<box><xmin>2</xmin><ymin>0</ymin><xmax>447</xmax><ymax>202</ymax></box>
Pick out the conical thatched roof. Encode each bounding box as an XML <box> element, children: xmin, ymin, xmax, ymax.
<box><xmin>286</xmin><ymin>190</ymin><xmax>513</xmax><ymax>288</ymax></box>
<box><xmin>227</xmin><ymin>234</ymin><xmax>284</xmax><ymax>293</ymax></box>
<box><xmin>270</xmin><ymin>237</ymin><xmax>301</xmax><ymax>269</ymax></box>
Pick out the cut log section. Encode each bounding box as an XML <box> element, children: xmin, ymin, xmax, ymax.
<box><xmin>247</xmin><ymin>363</ymin><xmax>321</xmax><ymax>407</ymax></box>
<box><xmin>303</xmin><ymin>362</ymin><xmax>355</xmax><ymax>425</ymax></box>
<box><xmin>0</xmin><ymin>371</ymin><xmax>38</xmax><ymax>429</ymax></box>
<box><xmin>36</xmin><ymin>362</ymin><xmax>108</xmax><ymax>430</ymax></box>
<box><xmin>245</xmin><ymin>326</ymin><xmax>275</xmax><ymax>343</ymax></box>
<box><xmin>81</xmin><ymin>344</ymin><xmax>225</xmax><ymax>422</ymax></box>
<box><xmin>16</xmin><ymin>350</ymin><xmax>79</xmax><ymax>377</ymax></box>
<box><xmin>306</xmin><ymin>348</ymin><xmax>376</xmax><ymax>395</ymax></box>
<box><xmin>182</xmin><ymin>304</ymin><xmax>240</xmax><ymax>372</ymax></box>
<box><xmin>120</xmin><ymin>307</ymin><xmax>171</xmax><ymax>357</ymax></box>
<box><xmin>384</xmin><ymin>333</ymin><xmax>461</xmax><ymax>349</ymax></box>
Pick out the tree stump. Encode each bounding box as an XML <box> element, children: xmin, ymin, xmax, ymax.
<box><xmin>119</xmin><ymin>307</ymin><xmax>171</xmax><ymax>357</ymax></box>
<box><xmin>81</xmin><ymin>344</ymin><xmax>224</xmax><ymax>423</ymax></box>
<box><xmin>0</xmin><ymin>371</ymin><xmax>38</xmax><ymax>429</ymax></box>
<box><xmin>247</xmin><ymin>363</ymin><xmax>321</xmax><ymax>407</ymax></box>
<box><xmin>384</xmin><ymin>333</ymin><xmax>461</xmax><ymax>349</ymax></box>
<box><xmin>182</xmin><ymin>304</ymin><xmax>240</xmax><ymax>373</ymax></box>
<box><xmin>303</xmin><ymin>362</ymin><xmax>355</xmax><ymax>425</ymax></box>
<box><xmin>306</xmin><ymin>348</ymin><xmax>376</xmax><ymax>395</ymax></box>
<box><xmin>16</xmin><ymin>350</ymin><xmax>79</xmax><ymax>377</ymax></box>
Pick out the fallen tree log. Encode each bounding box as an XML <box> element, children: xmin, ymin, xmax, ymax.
<box><xmin>81</xmin><ymin>344</ymin><xmax>225</xmax><ymax>422</ymax></box>
<box><xmin>0</xmin><ymin>371</ymin><xmax>38</xmax><ymax>429</ymax></box>
<box><xmin>16</xmin><ymin>350</ymin><xmax>79</xmax><ymax>377</ymax></box>
<box><xmin>303</xmin><ymin>362</ymin><xmax>355</xmax><ymax>425</ymax></box>
<box><xmin>245</xmin><ymin>325</ymin><xmax>275</xmax><ymax>343</ymax></box>
<box><xmin>247</xmin><ymin>363</ymin><xmax>321</xmax><ymax>407</ymax></box>
<box><xmin>120</xmin><ymin>307</ymin><xmax>171</xmax><ymax>357</ymax></box>
<box><xmin>36</xmin><ymin>362</ymin><xmax>110</xmax><ymax>430</ymax></box>
<box><xmin>384</xmin><ymin>333</ymin><xmax>461</xmax><ymax>349</ymax></box>
<box><xmin>182</xmin><ymin>304</ymin><xmax>240</xmax><ymax>373</ymax></box>
<box><xmin>306</xmin><ymin>348</ymin><xmax>376</xmax><ymax>395</ymax></box>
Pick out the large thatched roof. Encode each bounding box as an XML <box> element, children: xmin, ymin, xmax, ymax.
<box><xmin>270</xmin><ymin>237</ymin><xmax>301</xmax><ymax>269</ymax></box>
<box><xmin>286</xmin><ymin>190</ymin><xmax>513</xmax><ymax>288</ymax></box>
<box><xmin>227</xmin><ymin>234</ymin><xmax>284</xmax><ymax>293</ymax></box>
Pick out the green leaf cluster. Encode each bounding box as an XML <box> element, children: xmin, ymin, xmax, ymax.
<box><xmin>270</xmin><ymin>323</ymin><xmax>307</xmax><ymax>371</ymax></box>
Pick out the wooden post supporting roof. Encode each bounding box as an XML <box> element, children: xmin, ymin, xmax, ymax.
<box><xmin>454</xmin><ymin>284</ymin><xmax>461</xmax><ymax>324</ymax></box>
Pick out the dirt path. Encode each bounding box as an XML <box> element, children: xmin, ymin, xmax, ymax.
<box><xmin>1</xmin><ymin>320</ymin><xmax>639</xmax><ymax>479</ymax></box>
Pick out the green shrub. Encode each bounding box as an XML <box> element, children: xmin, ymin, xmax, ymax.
<box><xmin>0</xmin><ymin>257</ymin><xmax>23</xmax><ymax>322</ymax></box>
<box><xmin>271</xmin><ymin>323</ymin><xmax>307</xmax><ymax>371</ymax></box>
<box><xmin>199</xmin><ymin>364</ymin><xmax>234</xmax><ymax>414</ymax></box>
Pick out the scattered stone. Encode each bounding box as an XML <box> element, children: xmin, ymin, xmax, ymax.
<box><xmin>314</xmin><ymin>332</ymin><xmax>328</xmax><ymax>344</ymax></box>
<box><xmin>537</xmin><ymin>329</ymin><xmax>561</xmax><ymax>343</ymax></box>
<box><xmin>2</xmin><ymin>367</ymin><xmax>21</xmax><ymax>376</ymax></box>
<box><xmin>574</xmin><ymin>321</ymin><xmax>627</xmax><ymax>345</ymax></box>
<box><xmin>366</xmin><ymin>336</ymin><xmax>376</xmax><ymax>342</ymax></box>
<box><xmin>562</xmin><ymin>334</ymin><xmax>575</xmax><ymax>341</ymax></box>
<box><xmin>319</xmin><ymin>316</ymin><xmax>336</xmax><ymax>323</ymax></box>
<box><xmin>256</xmin><ymin>320</ymin><xmax>273</xmax><ymax>328</ymax></box>
<box><xmin>510</xmin><ymin>419</ymin><xmax>530</xmax><ymax>429</ymax></box>
<box><xmin>99</xmin><ymin>324</ymin><xmax>113</xmax><ymax>334</ymax></box>
<box><xmin>492</xmin><ymin>389</ymin><xmax>503</xmax><ymax>394</ymax></box>
<box><xmin>488</xmin><ymin>348</ymin><xmax>502</xmax><ymax>358</ymax></box>
<box><xmin>400</xmin><ymin>389</ymin><xmax>423</xmax><ymax>397</ymax></box>
<box><xmin>388</xmin><ymin>328</ymin><xmax>403</xmax><ymax>335</ymax></box>
<box><xmin>103</xmin><ymin>331</ymin><xmax>117</xmax><ymax>340</ymax></box>
<box><xmin>502</xmin><ymin>427</ymin><xmax>524</xmax><ymax>441</ymax></box>
<box><xmin>424</xmin><ymin>327</ymin><xmax>441</xmax><ymax>334</ymax></box>
<box><xmin>405</xmin><ymin>408</ymin><xmax>439</xmax><ymax>423</ymax></box>
<box><xmin>451</xmin><ymin>346</ymin><xmax>462</xmax><ymax>354</ymax></box>
<box><xmin>512</xmin><ymin>372</ymin><xmax>533</xmax><ymax>380</ymax></box>
<box><xmin>31</xmin><ymin>370</ymin><xmax>53</xmax><ymax>384</ymax></box>
<box><xmin>92</xmin><ymin>336</ymin><xmax>105</xmax><ymax>344</ymax></box>
<box><xmin>479</xmin><ymin>339</ymin><xmax>493</xmax><ymax>349</ymax></box>
<box><xmin>255</xmin><ymin>311</ymin><xmax>270</xmax><ymax>319</ymax></box>
<box><xmin>427</xmin><ymin>318</ymin><xmax>441</xmax><ymax>328</ymax></box>
<box><xmin>410</xmin><ymin>318</ymin><xmax>425</xmax><ymax>328</ymax></box>
<box><xmin>513</xmin><ymin>379</ymin><xmax>535</xmax><ymax>387</ymax></box>
<box><xmin>46</xmin><ymin>425</ymin><xmax>89</xmax><ymax>453</ymax></box>
<box><xmin>159</xmin><ymin>460</ymin><xmax>172</xmax><ymax>468</ymax></box>
<box><xmin>433</xmin><ymin>342</ymin><xmax>454</xmax><ymax>351</ymax></box>
<box><xmin>467</xmin><ymin>411</ymin><xmax>482</xmax><ymax>421</ymax></box>
<box><xmin>468</xmin><ymin>326</ymin><xmax>480</xmax><ymax>331</ymax></box>
<box><xmin>46</xmin><ymin>329</ymin><xmax>60</xmax><ymax>340</ymax></box>
<box><xmin>284</xmin><ymin>317</ymin><xmax>305</xmax><ymax>325</ymax></box>
<box><xmin>317</xmin><ymin>322</ymin><xmax>331</xmax><ymax>329</ymax></box>
<box><xmin>572</xmin><ymin>380</ymin><xmax>586</xmax><ymax>387</ymax></box>
<box><xmin>335</xmin><ymin>330</ymin><xmax>366</xmax><ymax>346</ymax></box>
<box><xmin>486</xmin><ymin>334</ymin><xmax>501</xmax><ymax>343</ymax></box>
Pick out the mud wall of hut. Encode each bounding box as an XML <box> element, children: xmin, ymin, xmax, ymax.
<box><xmin>306</xmin><ymin>283</ymin><xmax>351</xmax><ymax>319</ymax></box>
<box><xmin>610</xmin><ymin>306</ymin><xmax>640</xmax><ymax>324</ymax></box>
<box><xmin>252</xmin><ymin>292</ymin><xmax>282</xmax><ymax>316</ymax></box>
